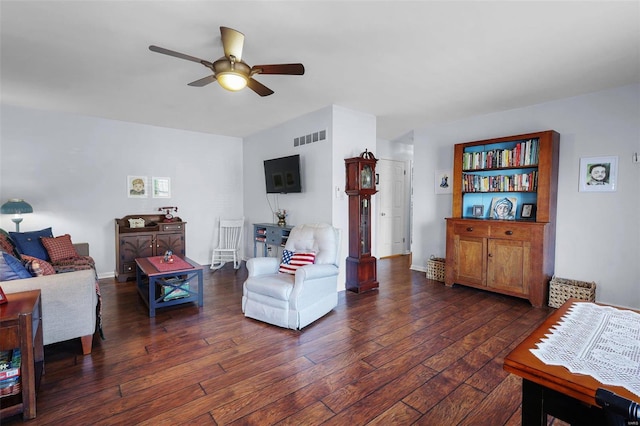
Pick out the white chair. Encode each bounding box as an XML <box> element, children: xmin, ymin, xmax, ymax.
<box><xmin>242</xmin><ymin>223</ymin><xmax>340</xmax><ymax>329</ymax></box>
<box><xmin>210</xmin><ymin>218</ymin><xmax>244</xmax><ymax>270</ymax></box>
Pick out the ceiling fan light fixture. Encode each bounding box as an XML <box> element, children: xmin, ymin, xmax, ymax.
<box><xmin>217</xmin><ymin>72</ymin><xmax>248</xmax><ymax>91</ymax></box>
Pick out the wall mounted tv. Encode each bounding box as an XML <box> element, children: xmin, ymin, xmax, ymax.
<box><xmin>264</xmin><ymin>154</ymin><xmax>302</xmax><ymax>194</ymax></box>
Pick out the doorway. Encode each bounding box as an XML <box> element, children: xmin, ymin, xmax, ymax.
<box><xmin>376</xmin><ymin>159</ymin><xmax>411</xmax><ymax>258</ymax></box>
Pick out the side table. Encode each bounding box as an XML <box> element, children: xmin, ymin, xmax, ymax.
<box><xmin>0</xmin><ymin>290</ymin><xmax>44</xmax><ymax>420</ymax></box>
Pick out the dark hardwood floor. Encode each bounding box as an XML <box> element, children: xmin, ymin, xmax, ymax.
<box><xmin>4</xmin><ymin>256</ymin><xmax>564</xmax><ymax>425</ymax></box>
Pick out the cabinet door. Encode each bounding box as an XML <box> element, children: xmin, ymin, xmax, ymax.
<box><xmin>156</xmin><ymin>233</ymin><xmax>185</xmax><ymax>256</ymax></box>
<box><xmin>454</xmin><ymin>235</ymin><xmax>486</xmax><ymax>286</ymax></box>
<box><xmin>487</xmin><ymin>239</ymin><xmax>530</xmax><ymax>295</ymax></box>
<box><xmin>119</xmin><ymin>234</ymin><xmax>154</xmax><ymax>274</ymax></box>
<box><xmin>120</xmin><ymin>235</ymin><xmax>154</xmax><ymax>263</ymax></box>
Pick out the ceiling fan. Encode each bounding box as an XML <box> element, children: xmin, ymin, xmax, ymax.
<box><xmin>149</xmin><ymin>26</ymin><xmax>304</xmax><ymax>97</ymax></box>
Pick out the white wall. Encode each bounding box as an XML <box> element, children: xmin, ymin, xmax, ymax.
<box><xmin>0</xmin><ymin>104</ymin><xmax>244</xmax><ymax>277</ymax></box>
<box><xmin>411</xmin><ymin>84</ymin><xmax>640</xmax><ymax>309</ymax></box>
<box><xmin>243</xmin><ymin>104</ymin><xmax>376</xmax><ymax>290</ymax></box>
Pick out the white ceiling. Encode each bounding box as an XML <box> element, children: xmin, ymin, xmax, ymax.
<box><xmin>1</xmin><ymin>1</ymin><xmax>638</xmax><ymax>141</ymax></box>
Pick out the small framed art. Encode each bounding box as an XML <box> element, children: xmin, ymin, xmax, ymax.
<box><xmin>152</xmin><ymin>177</ymin><xmax>171</xmax><ymax>198</ymax></box>
<box><xmin>127</xmin><ymin>176</ymin><xmax>148</xmax><ymax>198</ymax></box>
<box><xmin>579</xmin><ymin>156</ymin><xmax>618</xmax><ymax>192</ymax></box>
<box><xmin>435</xmin><ymin>170</ymin><xmax>452</xmax><ymax>194</ymax></box>
<box><xmin>0</xmin><ymin>286</ymin><xmax>7</xmax><ymax>305</ymax></box>
<box><xmin>472</xmin><ymin>205</ymin><xmax>484</xmax><ymax>218</ymax></box>
<box><xmin>490</xmin><ymin>197</ymin><xmax>517</xmax><ymax>220</ymax></box>
<box><xmin>521</xmin><ymin>203</ymin><xmax>535</xmax><ymax>219</ymax></box>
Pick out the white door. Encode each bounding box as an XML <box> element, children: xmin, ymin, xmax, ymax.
<box><xmin>377</xmin><ymin>159</ymin><xmax>407</xmax><ymax>257</ymax></box>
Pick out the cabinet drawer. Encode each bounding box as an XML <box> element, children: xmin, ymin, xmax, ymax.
<box><xmin>161</xmin><ymin>223</ymin><xmax>184</xmax><ymax>232</ymax></box>
<box><xmin>490</xmin><ymin>224</ymin><xmax>531</xmax><ymax>240</ymax></box>
<box><xmin>453</xmin><ymin>222</ymin><xmax>489</xmax><ymax>237</ymax></box>
<box><xmin>123</xmin><ymin>262</ymin><xmax>136</xmax><ymax>274</ymax></box>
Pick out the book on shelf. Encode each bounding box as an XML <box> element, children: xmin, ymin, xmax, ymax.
<box><xmin>0</xmin><ymin>348</ymin><xmax>21</xmax><ymax>381</ymax></box>
<box><xmin>462</xmin><ymin>138</ymin><xmax>539</xmax><ymax>170</ymax></box>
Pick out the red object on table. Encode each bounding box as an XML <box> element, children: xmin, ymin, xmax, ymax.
<box><xmin>145</xmin><ymin>256</ymin><xmax>193</xmax><ymax>272</ymax></box>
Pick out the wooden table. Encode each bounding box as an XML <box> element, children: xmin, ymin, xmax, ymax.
<box><xmin>0</xmin><ymin>290</ymin><xmax>44</xmax><ymax>420</ymax></box>
<box><xmin>135</xmin><ymin>255</ymin><xmax>203</xmax><ymax>317</ymax></box>
<box><xmin>504</xmin><ymin>298</ymin><xmax>640</xmax><ymax>425</ymax></box>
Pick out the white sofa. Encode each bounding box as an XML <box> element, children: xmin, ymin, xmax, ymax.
<box><xmin>242</xmin><ymin>223</ymin><xmax>340</xmax><ymax>329</ymax></box>
<box><xmin>1</xmin><ymin>243</ymin><xmax>98</xmax><ymax>354</ymax></box>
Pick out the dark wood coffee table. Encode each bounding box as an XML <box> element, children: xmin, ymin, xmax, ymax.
<box><xmin>504</xmin><ymin>298</ymin><xmax>639</xmax><ymax>425</ymax></box>
<box><xmin>135</xmin><ymin>255</ymin><xmax>203</xmax><ymax>317</ymax></box>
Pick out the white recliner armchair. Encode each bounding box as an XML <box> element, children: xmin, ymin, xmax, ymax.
<box><xmin>242</xmin><ymin>223</ymin><xmax>340</xmax><ymax>329</ymax></box>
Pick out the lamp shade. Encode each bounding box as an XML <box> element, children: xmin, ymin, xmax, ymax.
<box><xmin>1</xmin><ymin>199</ymin><xmax>33</xmax><ymax>214</ymax></box>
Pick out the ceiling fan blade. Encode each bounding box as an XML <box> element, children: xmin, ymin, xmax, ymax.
<box><xmin>220</xmin><ymin>26</ymin><xmax>245</xmax><ymax>61</ymax></box>
<box><xmin>149</xmin><ymin>45</ymin><xmax>207</xmax><ymax>64</ymax></box>
<box><xmin>251</xmin><ymin>63</ymin><xmax>305</xmax><ymax>75</ymax></box>
<box><xmin>247</xmin><ymin>78</ymin><xmax>274</xmax><ymax>97</ymax></box>
<box><xmin>188</xmin><ymin>75</ymin><xmax>217</xmax><ymax>87</ymax></box>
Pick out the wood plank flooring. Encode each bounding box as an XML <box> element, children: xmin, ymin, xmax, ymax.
<box><xmin>3</xmin><ymin>256</ymin><xmax>564</xmax><ymax>425</ymax></box>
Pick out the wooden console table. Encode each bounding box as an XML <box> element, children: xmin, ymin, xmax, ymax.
<box><xmin>0</xmin><ymin>290</ymin><xmax>44</xmax><ymax>420</ymax></box>
<box><xmin>504</xmin><ymin>299</ymin><xmax>639</xmax><ymax>425</ymax></box>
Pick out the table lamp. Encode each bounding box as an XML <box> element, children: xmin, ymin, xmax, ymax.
<box><xmin>1</xmin><ymin>199</ymin><xmax>33</xmax><ymax>232</ymax></box>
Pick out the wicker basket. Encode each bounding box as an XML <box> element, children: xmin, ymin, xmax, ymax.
<box><xmin>548</xmin><ymin>276</ymin><xmax>596</xmax><ymax>308</ymax></box>
<box><xmin>426</xmin><ymin>256</ymin><xmax>446</xmax><ymax>282</ymax></box>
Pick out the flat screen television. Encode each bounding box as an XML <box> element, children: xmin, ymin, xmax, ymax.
<box><xmin>264</xmin><ymin>154</ymin><xmax>302</xmax><ymax>194</ymax></box>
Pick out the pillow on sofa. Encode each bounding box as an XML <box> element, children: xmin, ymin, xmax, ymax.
<box><xmin>21</xmin><ymin>255</ymin><xmax>56</xmax><ymax>276</ymax></box>
<box><xmin>41</xmin><ymin>234</ymin><xmax>79</xmax><ymax>263</ymax></box>
<box><xmin>279</xmin><ymin>249</ymin><xmax>316</xmax><ymax>274</ymax></box>
<box><xmin>10</xmin><ymin>228</ymin><xmax>53</xmax><ymax>261</ymax></box>
<box><xmin>0</xmin><ymin>251</ymin><xmax>32</xmax><ymax>281</ymax></box>
<box><xmin>0</xmin><ymin>228</ymin><xmax>20</xmax><ymax>259</ymax></box>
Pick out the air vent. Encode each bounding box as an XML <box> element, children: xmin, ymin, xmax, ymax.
<box><xmin>294</xmin><ymin>129</ymin><xmax>326</xmax><ymax>147</ymax></box>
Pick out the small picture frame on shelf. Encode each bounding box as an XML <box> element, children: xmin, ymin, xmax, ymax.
<box><xmin>521</xmin><ymin>203</ymin><xmax>535</xmax><ymax>219</ymax></box>
<box><xmin>0</xmin><ymin>285</ymin><xmax>7</xmax><ymax>304</ymax></box>
<box><xmin>490</xmin><ymin>197</ymin><xmax>517</xmax><ymax>220</ymax></box>
<box><xmin>472</xmin><ymin>205</ymin><xmax>484</xmax><ymax>218</ymax></box>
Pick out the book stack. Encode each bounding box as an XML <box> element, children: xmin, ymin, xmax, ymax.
<box><xmin>462</xmin><ymin>138</ymin><xmax>539</xmax><ymax>170</ymax></box>
<box><xmin>0</xmin><ymin>348</ymin><xmax>21</xmax><ymax>398</ymax></box>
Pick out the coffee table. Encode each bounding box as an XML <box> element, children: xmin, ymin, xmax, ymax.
<box><xmin>504</xmin><ymin>298</ymin><xmax>639</xmax><ymax>425</ymax></box>
<box><xmin>135</xmin><ymin>255</ymin><xmax>203</xmax><ymax>317</ymax></box>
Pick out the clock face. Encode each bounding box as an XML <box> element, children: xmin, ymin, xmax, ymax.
<box><xmin>361</xmin><ymin>165</ymin><xmax>373</xmax><ymax>189</ymax></box>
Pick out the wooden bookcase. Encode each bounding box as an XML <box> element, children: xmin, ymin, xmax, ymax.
<box><xmin>445</xmin><ymin>130</ymin><xmax>560</xmax><ymax>307</ymax></box>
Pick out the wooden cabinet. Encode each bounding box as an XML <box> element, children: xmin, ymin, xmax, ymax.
<box><xmin>445</xmin><ymin>131</ymin><xmax>559</xmax><ymax>307</ymax></box>
<box><xmin>115</xmin><ymin>214</ymin><xmax>186</xmax><ymax>282</ymax></box>
<box><xmin>0</xmin><ymin>290</ymin><xmax>43</xmax><ymax>420</ymax></box>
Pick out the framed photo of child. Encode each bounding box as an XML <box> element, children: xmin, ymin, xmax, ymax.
<box><xmin>127</xmin><ymin>176</ymin><xmax>148</xmax><ymax>198</ymax></box>
<box><xmin>579</xmin><ymin>156</ymin><xmax>617</xmax><ymax>192</ymax></box>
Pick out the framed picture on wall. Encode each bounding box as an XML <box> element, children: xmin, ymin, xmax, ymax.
<box><xmin>152</xmin><ymin>177</ymin><xmax>171</xmax><ymax>198</ymax></box>
<box><xmin>434</xmin><ymin>170</ymin><xmax>452</xmax><ymax>194</ymax></box>
<box><xmin>579</xmin><ymin>156</ymin><xmax>618</xmax><ymax>192</ymax></box>
<box><xmin>127</xmin><ymin>176</ymin><xmax>148</xmax><ymax>198</ymax></box>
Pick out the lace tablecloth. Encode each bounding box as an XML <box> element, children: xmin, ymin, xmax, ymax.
<box><xmin>531</xmin><ymin>302</ymin><xmax>640</xmax><ymax>398</ymax></box>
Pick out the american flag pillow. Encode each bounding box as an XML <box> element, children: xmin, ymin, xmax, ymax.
<box><xmin>279</xmin><ymin>249</ymin><xmax>316</xmax><ymax>274</ymax></box>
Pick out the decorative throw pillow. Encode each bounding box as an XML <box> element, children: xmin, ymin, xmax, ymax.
<box><xmin>0</xmin><ymin>251</ymin><xmax>32</xmax><ymax>281</ymax></box>
<box><xmin>0</xmin><ymin>229</ymin><xmax>20</xmax><ymax>259</ymax></box>
<box><xmin>40</xmin><ymin>234</ymin><xmax>79</xmax><ymax>263</ymax></box>
<box><xmin>21</xmin><ymin>255</ymin><xmax>56</xmax><ymax>276</ymax></box>
<box><xmin>10</xmin><ymin>228</ymin><xmax>53</xmax><ymax>261</ymax></box>
<box><xmin>279</xmin><ymin>249</ymin><xmax>316</xmax><ymax>274</ymax></box>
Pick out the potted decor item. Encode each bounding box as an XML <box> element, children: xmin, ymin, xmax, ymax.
<box><xmin>275</xmin><ymin>209</ymin><xmax>288</xmax><ymax>227</ymax></box>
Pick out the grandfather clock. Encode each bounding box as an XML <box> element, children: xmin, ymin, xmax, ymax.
<box><xmin>345</xmin><ymin>150</ymin><xmax>378</xmax><ymax>293</ymax></box>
